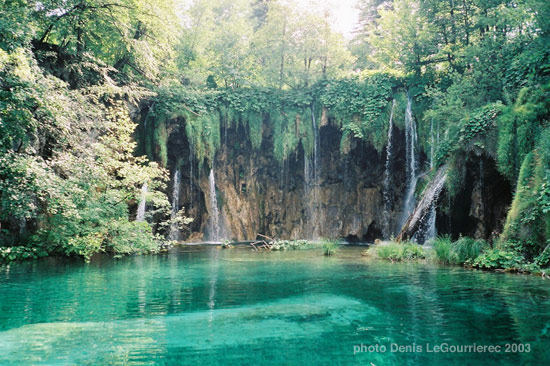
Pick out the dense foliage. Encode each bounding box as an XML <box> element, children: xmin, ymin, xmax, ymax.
<box><xmin>0</xmin><ymin>47</ymin><xmax>169</xmax><ymax>262</ymax></box>
<box><xmin>141</xmin><ymin>75</ymin><xmax>397</xmax><ymax>168</ymax></box>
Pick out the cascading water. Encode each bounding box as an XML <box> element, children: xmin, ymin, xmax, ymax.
<box><xmin>169</xmin><ymin>169</ymin><xmax>181</xmax><ymax>241</ymax></box>
<box><xmin>207</xmin><ymin>168</ymin><xmax>224</xmax><ymax>241</ymax></box>
<box><xmin>189</xmin><ymin>145</ymin><xmax>194</xmax><ymax>210</ymax></box>
<box><xmin>304</xmin><ymin>157</ymin><xmax>311</xmax><ymax>232</ymax></box>
<box><xmin>423</xmin><ymin>118</ymin><xmax>438</xmax><ymax>243</ymax></box>
<box><xmin>382</xmin><ymin>100</ymin><xmax>396</xmax><ymax>239</ymax></box>
<box><xmin>424</xmin><ymin>206</ymin><xmax>437</xmax><ymax>242</ymax></box>
<box><xmin>304</xmin><ymin>105</ymin><xmax>321</xmax><ymax>238</ymax></box>
<box><xmin>400</xmin><ymin>94</ymin><xmax>419</xmax><ymax>229</ymax></box>
<box><xmin>430</xmin><ymin>119</ymin><xmax>435</xmax><ymax>169</ymax></box>
<box><xmin>136</xmin><ymin>182</ymin><xmax>148</xmax><ymax>222</ymax></box>
<box><xmin>479</xmin><ymin>158</ymin><xmax>487</xmax><ymax>237</ymax></box>
<box><xmin>410</xmin><ymin>115</ymin><xmax>440</xmax><ymax>244</ymax></box>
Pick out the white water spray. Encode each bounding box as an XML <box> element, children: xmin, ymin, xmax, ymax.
<box><xmin>208</xmin><ymin>168</ymin><xmax>223</xmax><ymax>241</ymax></box>
<box><xmin>382</xmin><ymin>100</ymin><xmax>396</xmax><ymax>238</ymax></box>
<box><xmin>425</xmin><ymin>118</ymin><xmax>438</xmax><ymax>242</ymax></box>
<box><xmin>400</xmin><ymin>94</ymin><xmax>419</xmax><ymax>228</ymax></box>
<box><xmin>136</xmin><ymin>182</ymin><xmax>148</xmax><ymax>222</ymax></box>
<box><xmin>304</xmin><ymin>106</ymin><xmax>321</xmax><ymax>238</ymax></box>
<box><xmin>169</xmin><ymin>169</ymin><xmax>181</xmax><ymax>241</ymax></box>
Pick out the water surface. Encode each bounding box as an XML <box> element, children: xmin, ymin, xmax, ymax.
<box><xmin>1</xmin><ymin>246</ymin><xmax>549</xmax><ymax>365</ymax></box>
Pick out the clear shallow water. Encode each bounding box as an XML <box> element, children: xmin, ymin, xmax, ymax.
<box><xmin>0</xmin><ymin>246</ymin><xmax>549</xmax><ymax>365</ymax></box>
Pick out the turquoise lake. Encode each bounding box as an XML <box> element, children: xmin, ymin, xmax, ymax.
<box><xmin>1</xmin><ymin>245</ymin><xmax>549</xmax><ymax>365</ymax></box>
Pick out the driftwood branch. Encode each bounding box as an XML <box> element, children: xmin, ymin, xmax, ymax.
<box><xmin>250</xmin><ymin>234</ymin><xmax>274</xmax><ymax>251</ymax></box>
<box><xmin>257</xmin><ymin>233</ymin><xmax>274</xmax><ymax>241</ymax></box>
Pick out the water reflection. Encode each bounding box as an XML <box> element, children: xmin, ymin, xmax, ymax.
<box><xmin>0</xmin><ymin>246</ymin><xmax>549</xmax><ymax>365</ymax></box>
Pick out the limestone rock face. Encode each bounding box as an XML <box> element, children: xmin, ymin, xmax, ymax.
<box><xmin>436</xmin><ymin>154</ymin><xmax>512</xmax><ymax>241</ymax></box>
<box><xmin>162</xmin><ymin>118</ymin><xmax>510</xmax><ymax>242</ymax></box>
<box><xmin>166</xmin><ymin>121</ymin><xmax>407</xmax><ymax>241</ymax></box>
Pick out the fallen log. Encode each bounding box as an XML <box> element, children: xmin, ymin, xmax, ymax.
<box><xmin>396</xmin><ymin>165</ymin><xmax>447</xmax><ymax>242</ymax></box>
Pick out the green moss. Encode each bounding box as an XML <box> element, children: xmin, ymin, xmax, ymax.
<box><xmin>444</xmin><ymin>154</ymin><xmax>466</xmax><ymax>199</ymax></box>
<box><xmin>153</xmin><ymin>115</ymin><xmax>168</xmax><ymax>167</ymax></box>
<box><xmin>246</xmin><ymin>110</ymin><xmax>263</xmax><ymax>149</ymax></box>
<box><xmin>497</xmin><ymin>84</ymin><xmax>549</xmax><ymax>182</ymax></box>
<box><xmin>146</xmin><ymin>75</ymin><xmax>398</xmax><ymax>165</ymax></box>
<box><xmin>144</xmin><ymin>114</ymin><xmax>155</xmax><ymax>161</ymax></box>
<box><xmin>502</xmin><ymin>144</ymin><xmax>550</xmax><ymax>259</ymax></box>
<box><xmin>182</xmin><ymin>111</ymin><xmax>221</xmax><ymax>166</ymax></box>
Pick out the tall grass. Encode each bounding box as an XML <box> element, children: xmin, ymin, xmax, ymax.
<box><xmin>452</xmin><ymin>237</ymin><xmax>490</xmax><ymax>264</ymax></box>
<box><xmin>433</xmin><ymin>235</ymin><xmax>490</xmax><ymax>265</ymax></box>
<box><xmin>321</xmin><ymin>238</ymin><xmax>339</xmax><ymax>256</ymax></box>
<box><xmin>432</xmin><ymin>235</ymin><xmax>457</xmax><ymax>264</ymax></box>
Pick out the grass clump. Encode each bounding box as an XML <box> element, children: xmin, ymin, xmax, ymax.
<box><xmin>367</xmin><ymin>241</ymin><xmax>426</xmax><ymax>262</ymax></box>
<box><xmin>432</xmin><ymin>236</ymin><xmax>456</xmax><ymax>264</ymax></box>
<box><xmin>433</xmin><ymin>235</ymin><xmax>490</xmax><ymax>265</ymax></box>
<box><xmin>452</xmin><ymin>237</ymin><xmax>490</xmax><ymax>264</ymax></box>
<box><xmin>321</xmin><ymin>238</ymin><xmax>339</xmax><ymax>256</ymax></box>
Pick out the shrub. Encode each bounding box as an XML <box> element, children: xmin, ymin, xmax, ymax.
<box><xmin>472</xmin><ymin>249</ymin><xmax>524</xmax><ymax>270</ymax></box>
<box><xmin>0</xmin><ymin>246</ymin><xmax>48</xmax><ymax>263</ymax></box>
<box><xmin>534</xmin><ymin>242</ymin><xmax>550</xmax><ymax>268</ymax></box>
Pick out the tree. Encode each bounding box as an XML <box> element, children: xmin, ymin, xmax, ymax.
<box><xmin>251</xmin><ymin>0</ymin><xmax>353</xmax><ymax>88</ymax></box>
<box><xmin>367</xmin><ymin>0</ymin><xmax>438</xmax><ymax>74</ymax></box>
<box><xmin>177</xmin><ymin>0</ymin><xmax>256</xmax><ymax>87</ymax></box>
<box><xmin>350</xmin><ymin>0</ymin><xmax>392</xmax><ymax>70</ymax></box>
<box><xmin>31</xmin><ymin>0</ymin><xmax>180</xmax><ymax>81</ymax></box>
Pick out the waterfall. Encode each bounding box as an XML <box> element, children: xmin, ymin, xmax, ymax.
<box><xmin>189</xmin><ymin>145</ymin><xmax>194</xmax><ymax>210</ymax></box>
<box><xmin>279</xmin><ymin>158</ymin><xmax>285</xmax><ymax>193</ymax></box>
<box><xmin>304</xmin><ymin>156</ymin><xmax>311</xmax><ymax>234</ymax></box>
<box><xmin>408</xmin><ymin>112</ymin><xmax>440</xmax><ymax>244</ymax></box>
<box><xmin>304</xmin><ymin>105</ymin><xmax>320</xmax><ymax>239</ymax></box>
<box><xmin>312</xmin><ymin>106</ymin><xmax>320</xmax><ymax>194</ymax></box>
<box><xmin>169</xmin><ymin>169</ymin><xmax>181</xmax><ymax>241</ymax></box>
<box><xmin>136</xmin><ymin>182</ymin><xmax>148</xmax><ymax>222</ymax></box>
<box><xmin>400</xmin><ymin>94</ymin><xmax>419</xmax><ymax>229</ymax></box>
<box><xmin>312</xmin><ymin>105</ymin><xmax>320</xmax><ymax>238</ymax></box>
<box><xmin>382</xmin><ymin>100</ymin><xmax>396</xmax><ymax>238</ymax></box>
<box><xmin>425</xmin><ymin>206</ymin><xmax>437</xmax><ymax>242</ymax></box>
<box><xmin>479</xmin><ymin>158</ymin><xmax>487</xmax><ymax>237</ymax></box>
<box><xmin>430</xmin><ymin>119</ymin><xmax>434</xmax><ymax>169</ymax></box>
<box><xmin>423</xmin><ymin>118</ymin><xmax>438</xmax><ymax>243</ymax></box>
<box><xmin>207</xmin><ymin>168</ymin><xmax>223</xmax><ymax>241</ymax></box>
